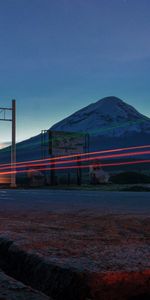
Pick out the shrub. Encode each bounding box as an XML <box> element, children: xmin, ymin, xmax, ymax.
<box><xmin>110</xmin><ymin>171</ymin><xmax>150</xmax><ymax>184</ymax></box>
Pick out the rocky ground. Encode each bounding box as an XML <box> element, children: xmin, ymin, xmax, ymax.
<box><xmin>0</xmin><ymin>210</ymin><xmax>150</xmax><ymax>299</ymax></box>
<box><xmin>0</xmin><ymin>211</ymin><xmax>149</xmax><ymax>272</ymax></box>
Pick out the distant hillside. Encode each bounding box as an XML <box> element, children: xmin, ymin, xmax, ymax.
<box><xmin>0</xmin><ymin>96</ymin><xmax>150</xmax><ymax>163</ymax></box>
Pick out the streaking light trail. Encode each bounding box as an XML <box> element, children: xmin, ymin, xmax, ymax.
<box><xmin>0</xmin><ymin>144</ymin><xmax>150</xmax><ymax>169</ymax></box>
<box><xmin>0</xmin><ymin>159</ymin><xmax>150</xmax><ymax>176</ymax></box>
<box><xmin>0</xmin><ymin>150</ymin><xmax>150</xmax><ymax>171</ymax></box>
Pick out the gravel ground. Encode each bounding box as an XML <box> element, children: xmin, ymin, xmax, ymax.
<box><xmin>0</xmin><ymin>189</ymin><xmax>150</xmax><ymax>299</ymax></box>
<box><xmin>0</xmin><ymin>211</ymin><xmax>150</xmax><ymax>272</ymax></box>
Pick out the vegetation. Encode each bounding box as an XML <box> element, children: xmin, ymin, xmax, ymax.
<box><xmin>110</xmin><ymin>171</ymin><xmax>150</xmax><ymax>184</ymax></box>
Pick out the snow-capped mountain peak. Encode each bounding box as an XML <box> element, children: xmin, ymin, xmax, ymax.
<box><xmin>1</xmin><ymin>96</ymin><xmax>150</xmax><ymax>162</ymax></box>
<box><xmin>51</xmin><ymin>96</ymin><xmax>150</xmax><ymax>137</ymax></box>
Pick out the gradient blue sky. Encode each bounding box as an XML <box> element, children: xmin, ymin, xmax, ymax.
<box><xmin>0</xmin><ymin>0</ymin><xmax>150</xmax><ymax>144</ymax></box>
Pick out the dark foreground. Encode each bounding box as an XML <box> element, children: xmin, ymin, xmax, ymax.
<box><xmin>0</xmin><ymin>189</ymin><xmax>150</xmax><ymax>299</ymax></box>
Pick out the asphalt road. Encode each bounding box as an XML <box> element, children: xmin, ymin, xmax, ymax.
<box><xmin>0</xmin><ymin>189</ymin><xmax>150</xmax><ymax>214</ymax></box>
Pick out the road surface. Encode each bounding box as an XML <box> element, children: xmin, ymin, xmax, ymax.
<box><xmin>0</xmin><ymin>189</ymin><xmax>149</xmax><ymax>214</ymax></box>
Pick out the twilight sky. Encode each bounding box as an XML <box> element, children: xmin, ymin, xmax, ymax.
<box><xmin>0</xmin><ymin>0</ymin><xmax>150</xmax><ymax>145</ymax></box>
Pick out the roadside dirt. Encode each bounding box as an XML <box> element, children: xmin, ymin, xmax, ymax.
<box><xmin>0</xmin><ymin>210</ymin><xmax>150</xmax><ymax>299</ymax></box>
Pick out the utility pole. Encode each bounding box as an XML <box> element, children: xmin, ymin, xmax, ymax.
<box><xmin>11</xmin><ymin>99</ymin><xmax>16</xmax><ymax>188</ymax></box>
<box><xmin>0</xmin><ymin>99</ymin><xmax>17</xmax><ymax>188</ymax></box>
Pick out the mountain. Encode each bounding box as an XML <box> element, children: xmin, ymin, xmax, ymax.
<box><xmin>51</xmin><ymin>96</ymin><xmax>150</xmax><ymax>137</ymax></box>
<box><xmin>0</xmin><ymin>96</ymin><xmax>150</xmax><ymax>163</ymax></box>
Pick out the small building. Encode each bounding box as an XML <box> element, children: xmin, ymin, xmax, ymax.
<box><xmin>89</xmin><ymin>162</ymin><xmax>109</xmax><ymax>184</ymax></box>
<box><xmin>27</xmin><ymin>169</ymin><xmax>45</xmax><ymax>187</ymax></box>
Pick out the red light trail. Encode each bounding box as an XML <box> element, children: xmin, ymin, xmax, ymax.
<box><xmin>0</xmin><ymin>144</ymin><xmax>150</xmax><ymax>170</ymax></box>
<box><xmin>0</xmin><ymin>159</ymin><xmax>150</xmax><ymax>176</ymax></box>
<box><xmin>0</xmin><ymin>150</ymin><xmax>150</xmax><ymax>171</ymax></box>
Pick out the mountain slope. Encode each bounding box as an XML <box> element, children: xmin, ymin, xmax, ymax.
<box><xmin>0</xmin><ymin>96</ymin><xmax>150</xmax><ymax>163</ymax></box>
<box><xmin>51</xmin><ymin>96</ymin><xmax>150</xmax><ymax>137</ymax></box>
